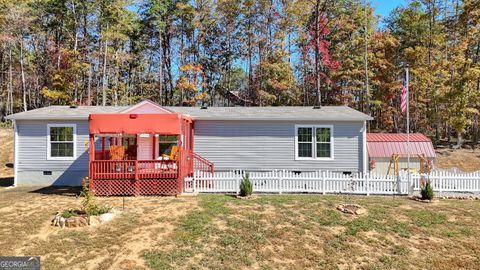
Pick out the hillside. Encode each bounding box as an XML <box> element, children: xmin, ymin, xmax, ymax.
<box><xmin>435</xmin><ymin>148</ymin><xmax>480</xmax><ymax>172</ymax></box>
<box><xmin>0</xmin><ymin>128</ymin><xmax>13</xmax><ymax>177</ymax></box>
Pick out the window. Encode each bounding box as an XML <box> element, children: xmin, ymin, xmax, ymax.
<box><xmin>158</xmin><ymin>135</ymin><xmax>178</xmax><ymax>157</ymax></box>
<box><xmin>297</xmin><ymin>127</ymin><xmax>313</xmax><ymax>158</ymax></box>
<box><xmin>47</xmin><ymin>124</ymin><xmax>76</xmax><ymax>160</ymax></box>
<box><xmin>316</xmin><ymin>127</ymin><xmax>331</xmax><ymax>158</ymax></box>
<box><xmin>295</xmin><ymin>125</ymin><xmax>333</xmax><ymax>159</ymax></box>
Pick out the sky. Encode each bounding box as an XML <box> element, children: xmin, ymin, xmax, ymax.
<box><xmin>372</xmin><ymin>0</ymin><xmax>408</xmax><ymax>27</ymax></box>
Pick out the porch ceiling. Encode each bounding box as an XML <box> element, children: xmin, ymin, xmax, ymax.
<box><xmin>89</xmin><ymin>113</ymin><xmax>191</xmax><ymax>135</ymax></box>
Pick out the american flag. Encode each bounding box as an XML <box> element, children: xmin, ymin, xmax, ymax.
<box><xmin>400</xmin><ymin>85</ymin><xmax>407</xmax><ymax>113</ymax></box>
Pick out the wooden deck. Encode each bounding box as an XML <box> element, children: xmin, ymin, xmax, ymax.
<box><xmin>89</xmin><ymin>159</ymin><xmax>181</xmax><ymax>196</ymax></box>
<box><xmin>89</xmin><ymin>152</ymin><xmax>214</xmax><ymax>196</ymax></box>
<box><xmin>90</xmin><ymin>160</ymin><xmax>178</xmax><ymax>180</ymax></box>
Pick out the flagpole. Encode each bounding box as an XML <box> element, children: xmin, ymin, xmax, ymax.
<box><xmin>406</xmin><ymin>66</ymin><xmax>411</xmax><ymax>186</ymax></box>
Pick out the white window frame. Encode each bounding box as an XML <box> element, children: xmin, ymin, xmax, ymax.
<box><xmin>156</xmin><ymin>134</ymin><xmax>179</xmax><ymax>158</ymax></box>
<box><xmin>294</xmin><ymin>125</ymin><xmax>334</xmax><ymax>160</ymax></box>
<box><xmin>47</xmin><ymin>124</ymin><xmax>77</xmax><ymax>160</ymax></box>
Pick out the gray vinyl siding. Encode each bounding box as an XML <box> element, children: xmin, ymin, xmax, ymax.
<box><xmin>14</xmin><ymin>118</ymin><xmax>366</xmax><ymax>186</ymax></box>
<box><xmin>16</xmin><ymin>120</ymin><xmax>90</xmax><ymax>186</ymax></box>
<box><xmin>193</xmin><ymin>120</ymin><xmax>365</xmax><ymax>173</ymax></box>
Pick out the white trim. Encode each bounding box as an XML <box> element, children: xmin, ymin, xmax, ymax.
<box><xmin>13</xmin><ymin>119</ymin><xmax>18</xmax><ymax>187</ymax></box>
<box><xmin>294</xmin><ymin>125</ymin><xmax>334</xmax><ymax>161</ymax></box>
<box><xmin>362</xmin><ymin>121</ymin><xmax>367</xmax><ymax>173</ymax></box>
<box><xmin>46</xmin><ymin>124</ymin><xmax>77</xmax><ymax>160</ymax></box>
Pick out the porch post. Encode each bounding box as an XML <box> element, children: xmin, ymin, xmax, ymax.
<box><xmin>89</xmin><ymin>134</ymin><xmax>95</xmax><ymax>189</ymax></box>
<box><xmin>101</xmin><ymin>137</ymin><xmax>105</xmax><ymax>160</ymax></box>
<box><xmin>152</xmin><ymin>134</ymin><xmax>156</xmax><ymax>160</ymax></box>
<box><xmin>89</xmin><ymin>134</ymin><xmax>95</xmax><ymax>161</ymax></box>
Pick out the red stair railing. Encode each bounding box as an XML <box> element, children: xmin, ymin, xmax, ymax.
<box><xmin>193</xmin><ymin>153</ymin><xmax>214</xmax><ymax>175</ymax></box>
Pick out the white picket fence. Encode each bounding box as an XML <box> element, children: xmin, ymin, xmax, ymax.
<box><xmin>184</xmin><ymin>170</ymin><xmax>409</xmax><ymax>195</ymax></box>
<box><xmin>184</xmin><ymin>170</ymin><xmax>480</xmax><ymax>195</ymax></box>
<box><xmin>412</xmin><ymin>171</ymin><xmax>480</xmax><ymax>192</ymax></box>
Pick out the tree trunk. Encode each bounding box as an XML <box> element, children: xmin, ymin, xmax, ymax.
<box><xmin>158</xmin><ymin>30</ymin><xmax>163</xmax><ymax>105</ymax></box>
<box><xmin>101</xmin><ymin>28</ymin><xmax>109</xmax><ymax>106</ymax></box>
<box><xmin>87</xmin><ymin>64</ymin><xmax>92</xmax><ymax>105</ymax></box>
<box><xmin>315</xmin><ymin>0</ymin><xmax>321</xmax><ymax>107</ymax></box>
<box><xmin>19</xmin><ymin>41</ymin><xmax>27</xmax><ymax>111</ymax></box>
<box><xmin>7</xmin><ymin>47</ymin><xmax>13</xmax><ymax>115</ymax></box>
<box><xmin>453</xmin><ymin>132</ymin><xmax>462</xmax><ymax>149</ymax></box>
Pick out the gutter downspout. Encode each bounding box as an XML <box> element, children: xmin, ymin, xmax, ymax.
<box><xmin>363</xmin><ymin>121</ymin><xmax>368</xmax><ymax>174</ymax></box>
<box><xmin>13</xmin><ymin>119</ymin><xmax>18</xmax><ymax>187</ymax></box>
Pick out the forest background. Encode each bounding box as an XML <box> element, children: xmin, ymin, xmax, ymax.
<box><xmin>0</xmin><ymin>0</ymin><xmax>479</xmax><ymax>146</ymax></box>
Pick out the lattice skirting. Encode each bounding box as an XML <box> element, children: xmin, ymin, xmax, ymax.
<box><xmin>91</xmin><ymin>179</ymin><xmax>182</xmax><ymax>196</ymax></box>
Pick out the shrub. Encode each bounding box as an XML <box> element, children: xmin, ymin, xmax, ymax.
<box><xmin>87</xmin><ymin>205</ymin><xmax>112</xmax><ymax>216</ymax></box>
<box><xmin>80</xmin><ymin>178</ymin><xmax>98</xmax><ymax>215</ymax></box>
<box><xmin>239</xmin><ymin>173</ymin><xmax>253</xmax><ymax>197</ymax></box>
<box><xmin>61</xmin><ymin>208</ymin><xmax>79</xmax><ymax>218</ymax></box>
<box><xmin>420</xmin><ymin>181</ymin><xmax>434</xmax><ymax>200</ymax></box>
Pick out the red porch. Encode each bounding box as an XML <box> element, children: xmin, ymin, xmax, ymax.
<box><xmin>88</xmin><ymin>113</ymin><xmax>213</xmax><ymax>196</ymax></box>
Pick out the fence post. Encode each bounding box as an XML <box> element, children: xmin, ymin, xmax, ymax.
<box><xmin>322</xmin><ymin>171</ymin><xmax>326</xmax><ymax>195</ymax></box>
<box><xmin>438</xmin><ymin>171</ymin><xmax>443</xmax><ymax>193</ymax></box>
<box><xmin>193</xmin><ymin>170</ymin><xmax>196</xmax><ymax>193</ymax></box>
<box><xmin>275</xmin><ymin>171</ymin><xmax>283</xmax><ymax>194</ymax></box>
<box><xmin>236</xmin><ymin>171</ymin><xmax>241</xmax><ymax>195</ymax></box>
<box><xmin>366</xmin><ymin>172</ymin><xmax>370</xmax><ymax>196</ymax></box>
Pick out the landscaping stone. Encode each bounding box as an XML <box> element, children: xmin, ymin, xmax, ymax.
<box><xmin>410</xmin><ymin>196</ymin><xmax>439</xmax><ymax>203</ymax></box>
<box><xmin>52</xmin><ymin>209</ymin><xmax>118</xmax><ymax>228</ymax></box>
<box><xmin>65</xmin><ymin>216</ymin><xmax>89</xmax><ymax>227</ymax></box>
<box><xmin>336</xmin><ymin>204</ymin><xmax>366</xmax><ymax>215</ymax></box>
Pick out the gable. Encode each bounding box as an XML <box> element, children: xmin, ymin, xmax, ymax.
<box><xmin>121</xmin><ymin>100</ymin><xmax>172</xmax><ymax>114</ymax></box>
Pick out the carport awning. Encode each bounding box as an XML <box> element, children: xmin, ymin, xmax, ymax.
<box><xmin>89</xmin><ymin>113</ymin><xmax>191</xmax><ymax>135</ymax></box>
<box><xmin>367</xmin><ymin>133</ymin><xmax>436</xmax><ymax>158</ymax></box>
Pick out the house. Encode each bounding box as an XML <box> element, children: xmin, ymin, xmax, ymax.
<box><xmin>367</xmin><ymin>133</ymin><xmax>436</xmax><ymax>175</ymax></box>
<box><xmin>6</xmin><ymin>100</ymin><xmax>372</xmax><ymax>194</ymax></box>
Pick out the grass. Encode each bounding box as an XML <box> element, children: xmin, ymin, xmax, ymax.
<box><xmin>142</xmin><ymin>195</ymin><xmax>480</xmax><ymax>270</ymax></box>
<box><xmin>1</xmin><ymin>189</ymin><xmax>480</xmax><ymax>269</ymax></box>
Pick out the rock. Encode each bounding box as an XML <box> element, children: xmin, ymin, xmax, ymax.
<box><xmin>355</xmin><ymin>207</ymin><xmax>367</xmax><ymax>215</ymax></box>
<box><xmin>337</xmin><ymin>204</ymin><xmax>366</xmax><ymax>215</ymax></box>
<box><xmin>413</xmin><ymin>197</ymin><xmax>439</xmax><ymax>203</ymax></box>
<box><xmin>88</xmin><ymin>216</ymin><xmax>101</xmax><ymax>226</ymax></box>
<box><xmin>65</xmin><ymin>216</ymin><xmax>89</xmax><ymax>227</ymax></box>
<box><xmin>51</xmin><ymin>212</ymin><xmax>66</xmax><ymax>228</ymax></box>
<box><xmin>99</xmin><ymin>213</ymin><xmax>115</xmax><ymax>223</ymax></box>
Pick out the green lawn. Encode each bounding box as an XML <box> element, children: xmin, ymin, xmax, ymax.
<box><xmin>1</xmin><ymin>188</ymin><xmax>479</xmax><ymax>269</ymax></box>
<box><xmin>144</xmin><ymin>195</ymin><xmax>480</xmax><ymax>270</ymax></box>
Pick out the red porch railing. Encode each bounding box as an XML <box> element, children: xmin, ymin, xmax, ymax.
<box><xmin>193</xmin><ymin>153</ymin><xmax>214</xmax><ymax>174</ymax></box>
<box><xmin>89</xmin><ymin>159</ymin><xmax>180</xmax><ymax>196</ymax></box>
<box><xmin>88</xmin><ymin>150</ymin><xmax>214</xmax><ymax>196</ymax></box>
<box><xmin>90</xmin><ymin>160</ymin><xmax>178</xmax><ymax>180</ymax></box>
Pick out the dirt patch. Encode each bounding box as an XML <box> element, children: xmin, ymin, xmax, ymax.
<box><xmin>0</xmin><ymin>188</ymin><xmax>196</xmax><ymax>269</ymax></box>
<box><xmin>2</xmin><ymin>191</ymin><xmax>480</xmax><ymax>269</ymax></box>
<box><xmin>0</xmin><ymin>128</ymin><xmax>13</xmax><ymax>179</ymax></box>
<box><xmin>436</xmin><ymin>148</ymin><xmax>480</xmax><ymax>172</ymax></box>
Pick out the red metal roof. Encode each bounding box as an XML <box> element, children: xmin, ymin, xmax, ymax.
<box><xmin>367</xmin><ymin>133</ymin><xmax>436</xmax><ymax>158</ymax></box>
<box><xmin>367</xmin><ymin>133</ymin><xmax>431</xmax><ymax>142</ymax></box>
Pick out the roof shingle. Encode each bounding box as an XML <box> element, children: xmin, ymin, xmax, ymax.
<box><xmin>6</xmin><ymin>105</ymin><xmax>372</xmax><ymax>121</ymax></box>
